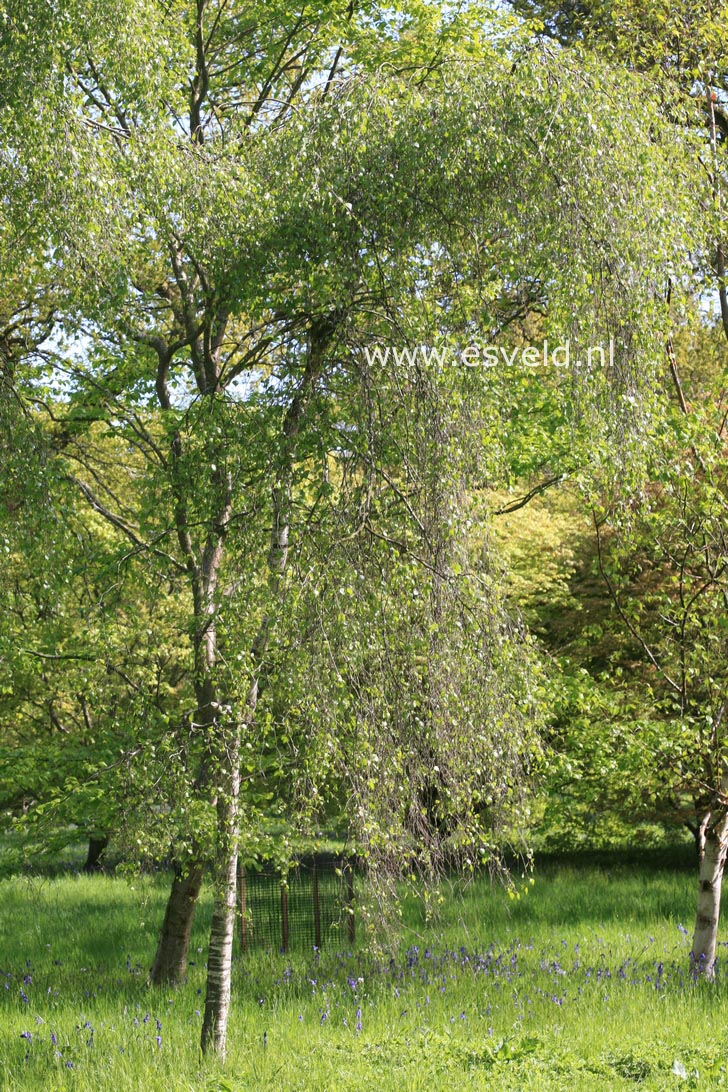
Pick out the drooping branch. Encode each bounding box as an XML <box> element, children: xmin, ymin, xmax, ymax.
<box><xmin>70</xmin><ymin>475</ymin><xmax>187</xmax><ymax>574</ymax></box>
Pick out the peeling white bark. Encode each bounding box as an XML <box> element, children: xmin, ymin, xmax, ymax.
<box><xmin>691</xmin><ymin>808</ymin><xmax>728</xmax><ymax>978</ymax></box>
<box><xmin>200</xmin><ymin>726</ymin><xmax>241</xmax><ymax>1058</ymax></box>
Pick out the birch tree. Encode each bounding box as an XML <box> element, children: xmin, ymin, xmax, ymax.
<box><xmin>2</xmin><ymin>0</ymin><xmax>706</xmax><ymax>1057</ymax></box>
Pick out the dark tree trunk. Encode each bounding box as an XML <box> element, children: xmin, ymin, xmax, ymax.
<box><xmin>150</xmin><ymin>860</ymin><xmax>205</xmax><ymax>985</ymax></box>
<box><xmin>685</xmin><ymin>819</ymin><xmax>705</xmax><ymax>862</ymax></box>
<box><xmin>83</xmin><ymin>834</ymin><xmax>108</xmax><ymax>873</ymax></box>
<box><xmin>149</xmin><ymin>666</ymin><xmax>219</xmax><ymax>986</ymax></box>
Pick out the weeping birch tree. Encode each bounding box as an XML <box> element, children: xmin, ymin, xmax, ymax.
<box><xmin>1</xmin><ymin>0</ymin><xmax>706</xmax><ymax>1058</ymax></box>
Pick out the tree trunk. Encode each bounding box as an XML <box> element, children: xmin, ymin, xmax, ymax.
<box><xmin>83</xmin><ymin>834</ymin><xmax>108</xmax><ymax>873</ymax></box>
<box><xmin>200</xmin><ymin>726</ymin><xmax>241</xmax><ymax>1057</ymax></box>
<box><xmin>150</xmin><ymin>859</ymin><xmax>205</xmax><ymax>985</ymax></box>
<box><xmin>197</xmin><ymin>323</ymin><xmax>330</xmax><ymax>1058</ymax></box>
<box><xmin>691</xmin><ymin>809</ymin><xmax>728</xmax><ymax>977</ymax></box>
<box><xmin>685</xmin><ymin>819</ymin><xmax>704</xmax><ymax>862</ymax></box>
<box><xmin>150</xmin><ymin>737</ymin><xmax>212</xmax><ymax>986</ymax></box>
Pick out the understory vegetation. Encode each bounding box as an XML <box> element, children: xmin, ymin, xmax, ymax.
<box><xmin>2</xmin><ymin>848</ymin><xmax>728</xmax><ymax>1091</ymax></box>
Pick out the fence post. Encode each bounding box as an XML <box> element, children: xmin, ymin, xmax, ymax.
<box><xmin>281</xmin><ymin>880</ymin><xmax>289</xmax><ymax>953</ymax></box>
<box><xmin>237</xmin><ymin>858</ymin><xmax>247</xmax><ymax>954</ymax></box>
<box><xmin>312</xmin><ymin>857</ymin><xmax>321</xmax><ymax>949</ymax></box>
<box><xmin>345</xmin><ymin>858</ymin><xmax>355</xmax><ymax>944</ymax></box>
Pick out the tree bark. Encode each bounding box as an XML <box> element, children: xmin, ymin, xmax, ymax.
<box><xmin>149</xmin><ymin>701</ymin><xmax>216</xmax><ymax>986</ymax></box>
<box><xmin>707</xmin><ymin>85</ymin><xmax>728</xmax><ymax>345</ymax></box>
<box><xmin>691</xmin><ymin>808</ymin><xmax>728</xmax><ymax>977</ymax></box>
<box><xmin>83</xmin><ymin>834</ymin><xmax>108</xmax><ymax>873</ymax></box>
<box><xmin>150</xmin><ymin>859</ymin><xmax>205</xmax><ymax>985</ymax></box>
<box><xmin>685</xmin><ymin>818</ymin><xmax>704</xmax><ymax>862</ymax></box>
<box><xmin>201</xmin><ymin>724</ymin><xmax>241</xmax><ymax>1057</ymax></box>
<box><xmin>198</xmin><ymin>320</ymin><xmax>332</xmax><ymax>1058</ymax></box>
<box><xmin>150</xmin><ymin>336</ymin><xmax>232</xmax><ymax>986</ymax></box>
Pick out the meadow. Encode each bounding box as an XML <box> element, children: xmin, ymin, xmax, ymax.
<box><xmin>1</xmin><ymin>847</ymin><xmax>728</xmax><ymax>1091</ymax></box>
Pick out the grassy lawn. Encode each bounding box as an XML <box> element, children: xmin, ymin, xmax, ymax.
<box><xmin>1</xmin><ymin>848</ymin><xmax>728</xmax><ymax>1090</ymax></box>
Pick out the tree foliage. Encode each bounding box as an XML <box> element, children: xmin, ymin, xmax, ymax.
<box><xmin>0</xmin><ymin>0</ymin><xmax>713</xmax><ymax>1053</ymax></box>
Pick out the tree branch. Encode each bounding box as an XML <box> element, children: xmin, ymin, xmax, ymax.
<box><xmin>494</xmin><ymin>475</ymin><xmax>565</xmax><ymax>515</ymax></box>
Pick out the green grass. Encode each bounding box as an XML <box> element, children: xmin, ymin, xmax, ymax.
<box><xmin>2</xmin><ymin>849</ymin><xmax>728</xmax><ymax>1090</ymax></box>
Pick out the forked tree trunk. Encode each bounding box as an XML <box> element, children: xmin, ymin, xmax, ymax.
<box><xmin>201</xmin><ymin>726</ymin><xmax>241</xmax><ymax>1057</ymax></box>
<box><xmin>691</xmin><ymin>809</ymin><xmax>728</xmax><ymax>977</ymax></box>
<box><xmin>150</xmin><ymin>859</ymin><xmax>205</xmax><ymax>985</ymax></box>
<box><xmin>198</xmin><ymin>322</ymin><xmax>330</xmax><ymax>1058</ymax></box>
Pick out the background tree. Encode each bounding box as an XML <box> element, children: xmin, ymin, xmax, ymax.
<box><xmin>504</xmin><ymin>0</ymin><xmax>728</xmax><ymax>974</ymax></box>
<box><xmin>493</xmin><ymin>308</ymin><xmax>728</xmax><ymax>973</ymax></box>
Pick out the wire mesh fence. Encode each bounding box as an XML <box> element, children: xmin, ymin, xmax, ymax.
<box><xmin>238</xmin><ymin>853</ymin><xmax>356</xmax><ymax>953</ymax></box>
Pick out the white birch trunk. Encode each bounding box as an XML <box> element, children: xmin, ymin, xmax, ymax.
<box><xmin>198</xmin><ymin>322</ymin><xmax>330</xmax><ymax>1059</ymax></box>
<box><xmin>691</xmin><ymin>808</ymin><xmax>728</xmax><ymax>978</ymax></box>
<box><xmin>200</xmin><ymin>725</ymin><xmax>241</xmax><ymax>1057</ymax></box>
